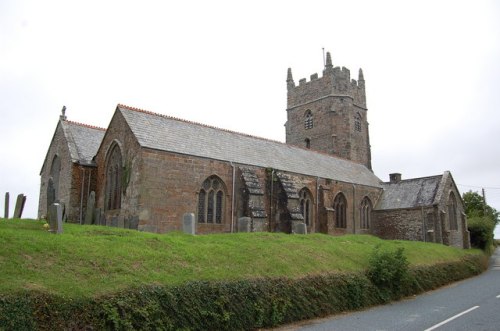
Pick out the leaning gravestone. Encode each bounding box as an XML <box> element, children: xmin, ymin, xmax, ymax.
<box><xmin>292</xmin><ymin>221</ymin><xmax>307</xmax><ymax>235</ymax></box>
<box><xmin>13</xmin><ymin>194</ymin><xmax>26</xmax><ymax>219</ymax></box>
<box><xmin>182</xmin><ymin>213</ymin><xmax>195</xmax><ymax>235</ymax></box>
<box><xmin>238</xmin><ymin>217</ymin><xmax>251</xmax><ymax>232</ymax></box>
<box><xmin>84</xmin><ymin>191</ymin><xmax>96</xmax><ymax>225</ymax></box>
<box><xmin>48</xmin><ymin>203</ymin><xmax>63</xmax><ymax>234</ymax></box>
<box><xmin>4</xmin><ymin>192</ymin><xmax>9</xmax><ymax>219</ymax></box>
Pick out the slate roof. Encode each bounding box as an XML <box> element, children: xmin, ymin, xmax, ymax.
<box><xmin>62</xmin><ymin>120</ymin><xmax>106</xmax><ymax>166</ymax></box>
<box><xmin>375</xmin><ymin>175</ymin><xmax>443</xmax><ymax>210</ymax></box>
<box><xmin>117</xmin><ymin>105</ymin><xmax>383</xmax><ymax>188</ymax></box>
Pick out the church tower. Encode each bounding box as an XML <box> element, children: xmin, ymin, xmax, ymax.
<box><xmin>285</xmin><ymin>52</ymin><xmax>372</xmax><ymax>170</ymax></box>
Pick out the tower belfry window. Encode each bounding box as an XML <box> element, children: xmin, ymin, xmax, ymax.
<box><xmin>304</xmin><ymin>110</ymin><xmax>313</xmax><ymax>130</ymax></box>
<box><xmin>354</xmin><ymin>113</ymin><xmax>362</xmax><ymax>132</ymax></box>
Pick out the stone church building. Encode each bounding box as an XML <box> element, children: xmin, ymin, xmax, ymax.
<box><xmin>38</xmin><ymin>53</ymin><xmax>470</xmax><ymax>248</ymax></box>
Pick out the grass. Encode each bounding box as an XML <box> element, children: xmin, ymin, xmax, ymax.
<box><xmin>0</xmin><ymin>218</ymin><xmax>481</xmax><ymax>298</ymax></box>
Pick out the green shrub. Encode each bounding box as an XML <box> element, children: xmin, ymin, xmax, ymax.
<box><xmin>468</xmin><ymin>216</ymin><xmax>495</xmax><ymax>252</ymax></box>
<box><xmin>366</xmin><ymin>246</ymin><xmax>414</xmax><ymax>301</ymax></box>
<box><xmin>0</xmin><ymin>255</ymin><xmax>487</xmax><ymax>331</ymax></box>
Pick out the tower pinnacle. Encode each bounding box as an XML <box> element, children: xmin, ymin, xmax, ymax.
<box><xmin>325</xmin><ymin>52</ymin><xmax>333</xmax><ymax>69</ymax></box>
<box><xmin>286</xmin><ymin>68</ymin><xmax>295</xmax><ymax>90</ymax></box>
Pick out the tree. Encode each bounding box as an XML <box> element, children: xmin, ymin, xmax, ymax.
<box><xmin>462</xmin><ymin>191</ymin><xmax>499</xmax><ymax>224</ymax></box>
<box><xmin>463</xmin><ymin>190</ymin><xmax>498</xmax><ymax>251</ymax></box>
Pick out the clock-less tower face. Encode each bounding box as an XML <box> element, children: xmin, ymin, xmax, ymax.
<box><xmin>285</xmin><ymin>53</ymin><xmax>372</xmax><ymax>170</ymax></box>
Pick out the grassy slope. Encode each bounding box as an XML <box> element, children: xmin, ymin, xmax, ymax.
<box><xmin>0</xmin><ymin>218</ymin><xmax>480</xmax><ymax>298</ymax></box>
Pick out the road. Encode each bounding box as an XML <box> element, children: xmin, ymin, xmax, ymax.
<box><xmin>277</xmin><ymin>248</ymin><xmax>500</xmax><ymax>331</ymax></box>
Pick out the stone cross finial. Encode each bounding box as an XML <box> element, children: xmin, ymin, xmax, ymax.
<box><xmin>60</xmin><ymin>105</ymin><xmax>67</xmax><ymax>121</ymax></box>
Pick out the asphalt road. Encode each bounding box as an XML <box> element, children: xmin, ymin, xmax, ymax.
<box><xmin>278</xmin><ymin>248</ymin><xmax>500</xmax><ymax>331</ymax></box>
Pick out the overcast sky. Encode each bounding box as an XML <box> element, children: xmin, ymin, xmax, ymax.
<box><xmin>1</xmin><ymin>0</ymin><xmax>499</xmax><ymax>237</ymax></box>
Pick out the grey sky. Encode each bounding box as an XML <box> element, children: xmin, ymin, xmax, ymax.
<box><xmin>1</xmin><ymin>0</ymin><xmax>499</xmax><ymax>236</ymax></box>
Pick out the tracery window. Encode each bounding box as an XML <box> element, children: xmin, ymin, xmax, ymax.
<box><xmin>448</xmin><ymin>192</ymin><xmax>458</xmax><ymax>230</ymax></box>
<box><xmin>198</xmin><ymin>176</ymin><xmax>225</xmax><ymax>224</ymax></box>
<box><xmin>354</xmin><ymin>112</ymin><xmax>362</xmax><ymax>132</ymax></box>
<box><xmin>105</xmin><ymin>143</ymin><xmax>123</xmax><ymax>210</ymax></box>
<box><xmin>50</xmin><ymin>155</ymin><xmax>61</xmax><ymax>200</ymax></box>
<box><xmin>304</xmin><ymin>110</ymin><xmax>313</xmax><ymax>130</ymax></box>
<box><xmin>299</xmin><ymin>188</ymin><xmax>313</xmax><ymax>226</ymax></box>
<box><xmin>333</xmin><ymin>193</ymin><xmax>347</xmax><ymax>228</ymax></box>
<box><xmin>360</xmin><ymin>197</ymin><xmax>372</xmax><ymax>229</ymax></box>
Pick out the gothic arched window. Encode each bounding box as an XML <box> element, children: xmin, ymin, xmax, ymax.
<box><xmin>360</xmin><ymin>197</ymin><xmax>372</xmax><ymax>229</ymax></box>
<box><xmin>299</xmin><ymin>188</ymin><xmax>313</xmax><ymax>226</ymax></box>
<box><xmin>448</xmin><ymin>192</ymin><xmax>458</xmax><ymax>230</ymax></box>
<box><xmin>198</xmin><ymin>176</ymin><xmax>225</xmax><ymax>224</ymax></box>
<box><xmin>50</xmin><ymin>155</ymin><xmax>61</xmax><ymax>200</ymax></box>
<box><xmin>304</xmin><ymin>110</ymin><xmax>313</xmax><ymax>130</ymax></box>
<box><xmin>354</xmin><ymin>112</ymin><xmax>362</xmax><ymax>132</ymax></box>
<box><xmin>105</xmin><ymin>143</ymin><xmax>123</xmax><ymax>210</ymax></box>
<box><xmin>333</xmin><ymin>193</ymin><xmax>347</xmax><ymax>228</ymax></box>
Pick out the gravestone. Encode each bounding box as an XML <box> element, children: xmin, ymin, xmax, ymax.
<box><xmin>252</xmin><ymin>218</ymin><xmax>266</xmax><ymax>232</ymax></box>
<box><xmin>48</xmin><ymin>203</ymin><xmax>63</xmax><ymax>234</ymax></box>
<box><xmin>4</xmin><ymin>192</ymin><xmax>9</xmax><ymax>219</ymax></box>
<box><xmin>292</xmin><ymin>221</ymin><xmax>307</xmax><ymax>235</ymax></box>
<box><xmin>238</xmin><ymin>217</ymin><xmax>251</xmax><ymax>232</ymax></box>
<box><xmin>129</xmin><ymin>216</ymin><xmax>139</xmax><ymax>230</ymax></box>
<box><xmin>13</xmin><ymin>194</ymin><xmax>26</xmax><ymax>219</ymax></box>
<box><xmin>182</xmin><ymin>213</ymin><xmax>195</xmax><ymax>235</ymax></box>
<box><xmin>84</xmin><ymin>191</ymin><xmax>96</xmax><ymax>225</ymax></box>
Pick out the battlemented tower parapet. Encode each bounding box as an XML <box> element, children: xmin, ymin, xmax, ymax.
<box><xmin>285</xmin><ymin>52</ymin><xmax>372</xmax><ymax>170</ymax></box>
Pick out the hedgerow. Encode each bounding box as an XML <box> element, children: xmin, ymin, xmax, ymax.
<box><xmin>0</xmin><ymin>254</ymin><xmax>486</xmax><ymax>331</ymax></box>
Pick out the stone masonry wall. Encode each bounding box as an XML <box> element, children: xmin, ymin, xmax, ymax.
<box><xmin>371</xmin><ymin>208</ymin><xmax>429</xmax><ymax>241</ymax></box>
<box><xmin>94</xmin><ymin>110</ymin><xmax>143</xmax><ymax>228</ymax></box>
<box><xmin>38</xmin><ymin>121</ymin><xmax>74</xmax><ymax>220</ymax></box>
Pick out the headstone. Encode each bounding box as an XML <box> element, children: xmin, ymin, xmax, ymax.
<box><xmin>13</xmin><ymin>194</ymin><xmax>26</xmax><ymax>219</ymax></box>
<box><xmin>292</xmin><ymin>221</ymin><xmax>307</xmax><ymax>235</ymax></box>
<box><xmin>182</xmin><ymin>213</ymin><xmax>196</xmax><ymax>235</ymax></box>
<box><xmin>252</xmin><ymin>218</ymin><xmax>266</xmax><ymax>232</ymax></box>
<box><xmin>238</xmin><ymin>217</ymin><xmax>251</xmax><ymax>232</ymax></box>
<box><xmin>93</xmin><ymin>208</ymin><xmax>104</xmax><ymax>226</ymax></box>
<box><xmin>4</xmin><ymin>192</ymin><xmax>9</xmax><ymax>219</ymax></box>
<box><xmin>84</xmin><ymin>191</ymin><xmax>96</xmax><ymax>225</ymax></box>
<box><xmin>48</xmin><ymin>203</ymin><xmax>63</xmax><ymax>234</ymax></box>
<box><xmin>129</xmin><ymin>216</ymin><xmax>139</xmax><ymax>230</ymax></box>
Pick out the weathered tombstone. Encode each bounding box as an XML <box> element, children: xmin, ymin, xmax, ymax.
<box><xmin>292</xmin><ymin>221</ymin><xmax>307</xmax><ymax>235</ymax></box>
<box><xmin>238</xmin><ymin>217</ymin><xmax>251</xmax><ymax>232</ymax></box>
<box><xmin>129</xmin><ymin>216</ymin><xmax>139</xmax><ymax>230</ymax></box>
<box><xmin>48</xmin><ymin>203</ymin><xmax>63</xmax><ymax>234</ymax></box>
<box><xmin>182</xmin><ymin>213</ymin><xmax>196</xmax><ymax>235</ymax></box>
<box><xmin>13</xmin><ymin>194</ymin><xmax>26</xmax><ymax>219</ymax></box>
<box><xmin>4</xmin><ymin>192</ymin><xmax>9</xmax><ymax>219</ymax></box>
<box><xmin>84</xmin><ymin>191</ymin><xmax>96</xmax><ymax>225</ymax></box>
<box><xmin>252</xmin><ymin>218</ymin><xmax>266</xmax><ymax>232</ymax></box>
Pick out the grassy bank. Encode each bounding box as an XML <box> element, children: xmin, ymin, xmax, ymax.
<box><xmin>0</xmin><ymin>218</ymin><xmax>481</xmax><ymax>298</ymax></box>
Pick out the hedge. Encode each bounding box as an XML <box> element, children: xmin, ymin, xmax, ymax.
<box><xmin>0</xmin><ymin>254</ymin><xmax>487</xmax><ymax>331</ymax></box>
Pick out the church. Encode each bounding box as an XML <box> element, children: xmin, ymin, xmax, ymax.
<box><xmin>38</xmin><ymin>52</ymin><xmax>470</xmax><ymax>248</ymax></box>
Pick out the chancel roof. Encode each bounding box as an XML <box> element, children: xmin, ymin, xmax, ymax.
<box><xmin>375</xmin><ymin>175</ymin><xmax>443</xmax><ymax>210</ymax></box>
<box><xmin>117</xmin><ymin>105</ymin><xmax>383</xmax><ymax>188</ymax></box>
<box><xmin>62</xmin><ymin>120</ymin><xmax>106</xmax><ymax>166</ymax></box>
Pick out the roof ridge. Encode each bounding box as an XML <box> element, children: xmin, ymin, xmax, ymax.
<box><xmin>64</xmin><ymin>119</ymin><xmax>106</xmax><ymax>131</ymax></box>
<box><xmin>117</xmin><ymin>103</ymin><xmax>364</xmax><ymax>166</ymax></box>
<box><xmin>384</xmin><ymin>174</ymin><xmax>443</xmax><ymax>184</ymax></box>
<box><xmin>117</xmin><ymin>103</ymin><xmax>288</xmax><ymax>145</ymax></box>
